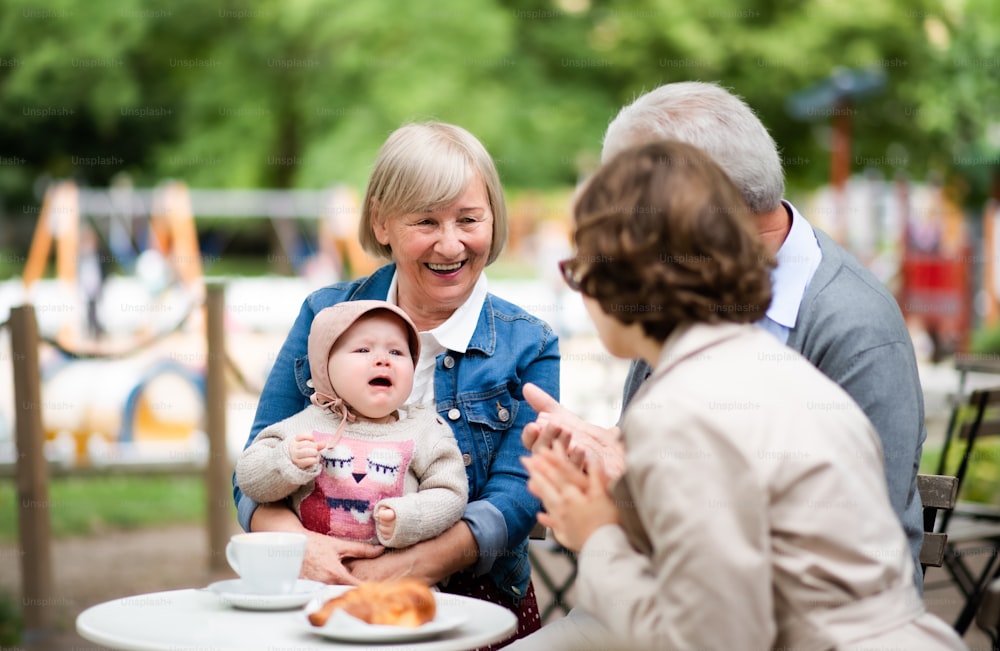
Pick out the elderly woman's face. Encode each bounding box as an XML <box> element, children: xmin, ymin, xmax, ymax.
<box><xmin>374</xmin><ymin>176</ymin><xmax>493</xmax><ymax>319</ymax></box>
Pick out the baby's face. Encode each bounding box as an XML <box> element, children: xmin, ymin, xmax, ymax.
<box><xmin>328</xmin><ymin>312</ymin><xmax>415</xmax><ymax>422</ymax></box>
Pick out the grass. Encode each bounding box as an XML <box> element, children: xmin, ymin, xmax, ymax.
<box><xmin>201</xmin><ymin>255</ymin><xmax>276</xmax><ymax>277</ymax></box>
<box><xmin>0</xmin><ymin>591</ymin><xmax>20</xmax><ymax>647</ymax></box>
<box><xmin>921</xmin><ymin>438</ymin><xmax>1000</xmax><ymax>504</ymax></box>
<box><xmin>0</xmin><ymin>441</ymin><xmax>995</xmax><ymax>546</ymax></box>
<box><xmin>0</xmin><ymin>475</ymin><xmax>205</xmax><ymax>544</ymax></box>
<box><xmin>0</xmin><ymin>253</ymin><xmax>279</xmax><ymax>282</ymax></box>
<box><xmin>921</xmin><ymin>402</ymin><xmax>1000</xmax><ymax>504</ymax></box>
<box><xmin>0</xmin><ymin>251</ymin><xmax>24</xmax><ymax>281</ymax></box>
<box><xmin>0</xmin><ymin>474</ymin><xmax>205</xmax><ymax>646</ymax></box>
<box><xmin>485</xmin><ymin>257</ymin><xmax>541</xmax><ymax>281</ymax></box>
<box><xmin>0</xmin><ymin>441</ymin><xmax>995</xmax><ymax>544</ymax></box>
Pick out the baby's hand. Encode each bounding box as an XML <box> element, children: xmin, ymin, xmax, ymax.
<box><xmin>288</xmin><ymin>431</ymin><xmax>320</xmax><ymax>469</ymax></box>
<box><xmin>375</xmin><ymin>506</ymin><xmax>396</xmax><ymax>541</ymax></box>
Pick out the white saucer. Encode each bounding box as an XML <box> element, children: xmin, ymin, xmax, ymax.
<box><xmin>207</xmin><ymin>579</ymin><xmax>326</xmax><ymax>611</ymax></box>
<box><xmin>304</xmin><ymin>587</ymin><xmax>467</xmax><ymax>642</ymax></box>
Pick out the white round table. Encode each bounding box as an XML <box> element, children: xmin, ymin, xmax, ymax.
<box><xmin>77</xmin><ymin>587</ymin><xmax>518</xmax><ymax>651</ymax></box>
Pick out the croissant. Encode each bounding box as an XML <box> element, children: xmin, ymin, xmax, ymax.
<box><xmin>308</xmin><ymin>578</ymin><xmax>436</xmax><ymax>628</ymax></box>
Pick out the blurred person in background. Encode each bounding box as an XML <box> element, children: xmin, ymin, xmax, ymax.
<box><xmin>78</xmin><ymin>223</ymin><xmax>108</xmax><ymax>340</ymax></box>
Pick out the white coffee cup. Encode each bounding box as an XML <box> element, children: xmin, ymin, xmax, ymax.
<box><xmin>225</xmin><ymin>532</ymin><xmax>306</xmax><ymax>595</ymax></box>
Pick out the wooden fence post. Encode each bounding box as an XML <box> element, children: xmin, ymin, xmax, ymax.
<box><xmin>10</xmin><ymin>304</ymin><xmax>54</xmax><ymax>631</ymax></box>
<box><xmin>205</xmin><ymin>283</ymin><xmax>230</xmax><ymax>571</ymax></box>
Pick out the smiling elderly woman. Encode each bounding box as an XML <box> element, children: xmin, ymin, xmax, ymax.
<box><xmin>234</xmin><ymin>122</ymin><xmax>560</xmax><ymax>647</ymax></box>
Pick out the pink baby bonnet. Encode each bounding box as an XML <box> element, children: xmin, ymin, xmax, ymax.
<box><xmin>306</xmin><ymin>301</ymin><xmax>420</xmax><ymax>437</ymax></box>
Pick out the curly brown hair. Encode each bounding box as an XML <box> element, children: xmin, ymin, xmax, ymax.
<box><xmin>568</xmin><ymin>140</ymin><xmax>775</xmax><ymax>341</ymax></box>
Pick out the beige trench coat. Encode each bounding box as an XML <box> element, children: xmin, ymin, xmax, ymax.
<box><xmin>574</xmin><ymin>322</ymin><xmax>966</xmax><ymax>651</ymax></box>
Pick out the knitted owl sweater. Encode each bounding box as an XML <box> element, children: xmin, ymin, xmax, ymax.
<box><xmin>235</xmin><ymin>404</ymin><xmax>468</xmax><ymax>548</ymax></box>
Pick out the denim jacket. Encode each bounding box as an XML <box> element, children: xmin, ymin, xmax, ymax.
<box><xmin>234</xmin><ymin>264</ymin><xmax>560</xmax><ymax>599</ymax></box>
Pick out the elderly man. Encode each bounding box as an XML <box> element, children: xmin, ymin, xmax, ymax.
<box><xmin>513</xmin><ymin>81</ymin><xmax>927</xmax><ymax>651</ymax></box>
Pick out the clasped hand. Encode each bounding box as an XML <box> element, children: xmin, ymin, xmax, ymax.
<box><xmin>520</xmin><ymin>383</ymin><xmax>624</xmax><ymax>551</ymax></box>
<box><xmin>522</xmin><ymin>439</ymin><xmax>620</xmax><ymax>551</ymax></box>
<box><xmin>520</xmin><ymin>383</ymin><xmax>626</xmax><ymax>480</ymax></box>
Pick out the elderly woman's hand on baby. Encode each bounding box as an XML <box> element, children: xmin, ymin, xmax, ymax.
<box><xmin>521</xmin><ymin>383</ymin><xmax>626</xmax><ymax>482</ymax></box>
<box><xmin>522</xmin><ymin>440</ymin><xmax>620</xmax><ymax>552</ymax></box>
<box><xmin>300</xmin><ymin>531</ymin><xmax>387</xmax><ymax>585</ymax></box>
<box><xmin>251</xmin><ymin>503</ymin><xmax>385</xmax><ymax>585</ymax></box>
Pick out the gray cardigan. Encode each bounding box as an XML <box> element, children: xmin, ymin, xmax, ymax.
<box><xmin>622</xmin><ymin>226</ymin><xmax>926</xmax><ymax>592</ymax></box>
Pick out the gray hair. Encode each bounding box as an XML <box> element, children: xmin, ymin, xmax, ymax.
<box><xmin>359</xmin><ymin>122</ymin><xmax>508</xmax><ymax>264</ymax></box>
<box><xmin>602</xmin><ymin>81</ymin><xmax>784</xmax><ymax>214</ymax></box>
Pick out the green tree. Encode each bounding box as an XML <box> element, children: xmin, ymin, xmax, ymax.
<box><xmin>905</xmin><ymin>0</ymin><xmax>1000</xmax><ymax>206</ymax></box>
<box><xmin>0</xmin><ymin>0</ymin><xmax>994</xmax><ymax>223</ymax></box>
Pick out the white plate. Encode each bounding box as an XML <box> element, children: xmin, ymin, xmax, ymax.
<box><xmin>304</xmin><ymin>587</ymin><xmax>467</xmax><ymax>643</ymax></box>
<box><xmin>207</xmin><ymin>579</ymin><xmax>326</xmax><ymax>611</ymax></box>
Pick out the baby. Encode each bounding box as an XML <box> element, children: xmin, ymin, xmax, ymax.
<box><xmin>236</xmin><ymin>300</ymin><xmax>467</xmax><ymax>548</ymax></box>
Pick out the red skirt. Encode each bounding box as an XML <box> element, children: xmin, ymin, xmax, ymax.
<box><xmin>439</xmin><ymin>572</ymin><xmax>541</xmax><ymax>650</ymax></box>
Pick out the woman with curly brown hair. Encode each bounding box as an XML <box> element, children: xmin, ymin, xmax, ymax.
<box><xmin>516</xmin><ymin>141</ymin><xmax>964</xmax><ymax>651</ymax></box>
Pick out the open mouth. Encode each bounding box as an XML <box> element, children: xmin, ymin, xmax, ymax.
<box><xmin>426</xmin><ymin>261</ymin><xmax>466</xmax><ymax>274</ymax></box>
<box><xmin>369</xmin><ymin>376</ymin><xmax>392</xmax><ymax>388</ymax></box>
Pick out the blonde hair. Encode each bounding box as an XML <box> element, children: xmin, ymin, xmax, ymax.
<box><xmin>359</xmin><ymin>122</ymin><xmax>508</xmax><ymax>264</ymax></box>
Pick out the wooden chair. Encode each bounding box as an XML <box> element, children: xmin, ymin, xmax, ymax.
<box><xmin>977</xmin><ymin>578</ymin><xmax>1000</xmax><ymax>650</ymax></box>
<box><xmin>918</xmin><ymin>473</ymin><xmax>958</xmax><ymax>572</ymax></box>
<box><xmin>933</xmin><ymin>386</ymin><xmax>1000</xmax><ymax>635</ymax></box>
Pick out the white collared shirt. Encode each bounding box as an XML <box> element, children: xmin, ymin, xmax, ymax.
<box><xmin>385</xmin><ymin>272</ymin><xmax>489</xmax><ymax>407</ymax></box>
<box><xmin>758</xmin><ymin>201</ymin><xmax>822</xmax><ymax>344</ymax></box>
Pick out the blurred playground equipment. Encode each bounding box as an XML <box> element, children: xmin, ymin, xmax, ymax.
<box><xmin>13</xmin><ymin>181</ymin><xmax>208</xmax><ymax>468</ymax></box>
<box><xmin>2</xmin><ymin>179</ymin><xmax>383</xmax><ymax>470</ymax></box>
<box><xmin>7</xmin><ymin>171</ymin><xmax>992</xmax><ymax>470</ymax></box>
